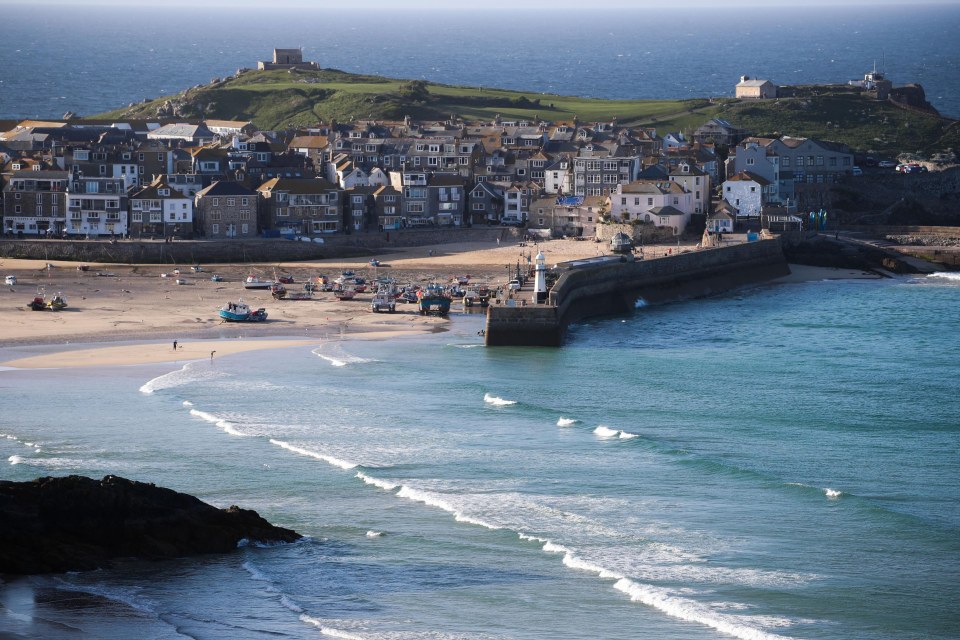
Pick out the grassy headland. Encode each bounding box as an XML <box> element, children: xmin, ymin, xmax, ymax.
<box><xmin>96</xmin><ymin>67</ymin><xmax>958</xmax><ymax>154</ymax></box>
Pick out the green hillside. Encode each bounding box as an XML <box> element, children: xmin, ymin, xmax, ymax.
<box><xmin>95</xmin><ymin>67</ymin><xmax>957</xmax><ymax>154</ymax></box>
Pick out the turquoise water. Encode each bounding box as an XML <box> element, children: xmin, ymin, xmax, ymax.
<box><xmin>2</xmin><ymin>272</ymin><xmax>959</xmax><ymax>639</ymax></box>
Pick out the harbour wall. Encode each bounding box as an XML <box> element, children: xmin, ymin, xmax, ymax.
<box><xmin>485</xmin><ymin>239</ymin><xmax>789</xmax><ymax>347</ymax></box>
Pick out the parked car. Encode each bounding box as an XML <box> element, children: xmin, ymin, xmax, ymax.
<box><xmin>507</xmin><ymin>279</ymin><xmax>521</xmax><ymax>291</ymax></box>
<box><xmin>851</xmin><ymin>166</ymin><xmax>863</xmax><ymax>176</ymax></box>
<box><xmin>878</xmin><ymin>159</ymin><xmax>898</xmax><ymax>168</ymax></box>
<box><xmin>897</xmin><ymin>163</ymin><xmax>927</xmax><ymax>174</ymax></box>
<box><xmin>4</xmin><ymin>275</ymin><xmax>16</xmax><ymax>286</ymax></box>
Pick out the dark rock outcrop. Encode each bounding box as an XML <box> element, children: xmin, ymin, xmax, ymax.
<box><xmin>0</xmin><ymin>475</ymin><xmax>301</xmax><ymax>575</ymax></box>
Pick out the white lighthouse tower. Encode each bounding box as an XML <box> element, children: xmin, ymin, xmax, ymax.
<box><xmin>533</xmin><ymin>250</ymin><xmax>547</xmax><ymax>304</ymax></box>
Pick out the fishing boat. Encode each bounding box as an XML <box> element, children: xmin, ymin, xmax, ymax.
<box><xmin>271</xmin><ymin>283</ymin><xmax>313</xmax><ymax>300</ymax></box>
<box><xmin>47</xmin><ymin>292</ymin><xmax>68</xmax><ymax>311</ymax></box>
<box><xmin>333</xmin><ymin>285</ymin><xmax>357</xmax><ymax>301</ymax></box>
<box><xmin>417</xmin><ymin>283</ymin><xmax>451</xmax><ymax>316</ymax></box>
<box><xmin>243</xmin><ymin>275</ymin><xmax>273</xmax><ymax>290</ymax></box>
<box><xmin>27</xmin><ymin>294</ymin><xmax>46</xmax><ymax>311</ymax></box>
<box><xmin>218</xmin><ymin>300</ymin><xmax>268</xmax><ymax>322</ymax></box>
<box><xmin>370</xmin><ymin>289</ymin><xmax>396</xmax><ymax>313</ymax></box>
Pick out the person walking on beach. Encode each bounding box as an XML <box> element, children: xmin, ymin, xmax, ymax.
<box><xmin>173</xmin><ymin>340</ymin><xmax>178</xmax><ymax>351</ymax></box>
<box><xmin>210</xmin><ymin>350</ymin><xmax>216</xmax><ymax>361</ymax></box>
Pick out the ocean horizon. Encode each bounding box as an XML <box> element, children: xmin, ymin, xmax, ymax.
<box><xmin>2</xmin><ymin>4</ymin><xmax>959</xmax><ymax>120</ymax></box>
<box><xmin>2</xmin><ymin>271</ymin><xmax>959</xmax><ymax>639</ymax></box>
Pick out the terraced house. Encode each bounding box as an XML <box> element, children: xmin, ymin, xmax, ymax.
<box><xmin>66</xmin><ymin>177</ymin><xmax>128</xmax><ymax>237</ymax></box>
<box><xmin>129</xmin><ymin>176</ymin><xmax>193</xmax><ymax>238</ymax></box>
<box><xmin>2</xmin><ymin>170</ymin><xmax>68</xmax><ymax>236</ymax></box>
<box><xmin>193</xmin><ymin>180</ymin><xmax>257</xmax><ymax>239</ymax></box>
<box><xmin>257</xmin><ymin>177</ymin><xmax>341</xmax><ymax>236</ymax></box>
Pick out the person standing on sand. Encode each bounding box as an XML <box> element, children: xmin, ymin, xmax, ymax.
<box><xmin>173</xmin><ymin>340</ymin><xmax>178</xmax><ymax>351</ymax></box>
<box><xmin>210</xmin><ymin>350</ymin><xmax>216</xmax><ymax>361</ymax></box>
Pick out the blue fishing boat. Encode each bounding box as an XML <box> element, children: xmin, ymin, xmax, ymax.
<box><xmin>218</xmin><ymin>300</ymin><xmax>268</xmax><ymax>322</ymax></box>
<box><xmin>417</xmin><ymin>284</ymin><xmax>451</xmax><ymax>316</ymax></box>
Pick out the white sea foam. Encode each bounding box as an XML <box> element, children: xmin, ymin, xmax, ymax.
<box><xmin>300</xmin><ymin>616</ymin><xmax>367</xmax><ymax>639</ymax></box>
<box><xmin>928</xmin><ymin>272</ymin><xmax>960</xmax><ymax>282</ymax></box>
<box><xmin>542</xmin><ymin>541</ymin><xmax>572</xmax><ymax>554</ymax></box>
<box><xmin>241</xmin><ymin>561</ymin><xmax>270</xmax><ymax>582</ymax></box>
<box><xmin>396</xmin><ymin>485</ymin><xmax>502</xmax><ymax>530</ymax></box>
<box><xmin>356</xmin><ymin>472</ymin><xmax>398</xmax><ymax>491</ymax></box>
<box><xmin>140</xmin><ymin>361</ymin><xmax>219</xmax><ymax>394</ymax></box>
<box><xmin>313</xmin><ymin>347</ymin><xmax>376</xmax><ymax>368</ymax></box>
<box><xmin>270</xmin><ymin>439</ymin><xmax>357</xmax><ymax>469</ymax></box>
<box><xmin>556</xmin><ymin>417</ymin><xmax>578</xmax><ymax>426</ymax></box>
<box><xmin>8</xmin><ymin>455</ymin><xmax>25</xmax><ymax>465</ymax></box>
<box><xmin>562</xmin><ymin>553</ymin><xmax>624</xmax><ymax>580</ymax></box>
<box><xmin>189</xmin><ymin>408</ymin><xmax>246</xmax><ymax>437</ymax></box>
<box><xmin>634</xmin><ymin>297</ymin><xmax>648</xmax><ymax>308</ymax></box>
<box><xmin>593</xmin><ymin>425</ymin><xmax>620</xmax><ymax>438</ymax></box>
<box><xmin>182</xmin><ymin>400</ymin><xmax>194</xmax><ymax>406</ymax></box>
<box><xmin>619</xmin><ymin>431</ymin><xmax>640</xmax><ymax>439</ymax></box>
<box><xmin>366</xmin><ymin>530</ymin><xmax>385</xmax><ymax>538</ymax></box>
<box><xmin>483</xmin><ymin>393</ymin><xmax>516</xmax><ymax>406</ymax></box>
<box><xmin>613</xmin><ymin>578</ymin><xmax>795</xmax><ymax>640</ymax></box>
<box><xmin>824</xmin><ymin>488</ymin><xmax>843</xmax><ymax>499</ymax></box>
<box><xmin>280</xmin><ymin>595</ymin><xmax>304</xmax><ymax>613</ymax></box>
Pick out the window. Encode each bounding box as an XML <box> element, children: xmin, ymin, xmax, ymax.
<box><xmin>781</xmin><ymin>157</ymin><xmax>791</xmax><ymax>167</ymax></box>
<box><xmin>796</xmin><ymin>156</ymin><xmax>804</xmax><ymax>167</ymax></box>
<box><xmin>621</xmin><ymin>197</ymin><xmax>627</xmax><ymax>205</ymax></box>
<box><xmin>132</xmin><ymin>212</ymin><xmax>142</xmax><ymax>222</ymax></box>
<box><xmin>816</xmin><ymin>156</ymin><xmax>824</xmax><ymax>166</ymax></box>
<box><xmin>211</xmin><ymin>212</ymin><xmax>221</xmax><ymax>221</ymax></box>
<box><xmin>746</xmin><ymin>158</ymin><xmax>755</xmax><ymax>166</ymax></box>
<box><xmin>227</xmin><ymin>198</ymin><xmax>236</xmax><ymax>207</ymax></box>
<box><xmin>241</xmin><ymin>224</ymin><xmax>249</xmax><ymax>234</ymax></box>
<box><xmin>648</xmin><ymin>198</ymin><xmax>654</xmax><ymax>205</ymax></box>
<box><xmin>211</xmin><ymin>198</ymin><xmax>219</xmax><ymax>207</ymax></box>
<box><xmin>212</xmin><ymin>223</ymin><xmax>220</xmax><ymax>234</ymax></box>
<box><xmin>750</xmin><ymin>186</ymin><xmax>756</xmax><ymax>193</ymax></box>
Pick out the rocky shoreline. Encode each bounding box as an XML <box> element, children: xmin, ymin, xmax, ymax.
<box><xmin>0</xmin><ymin>475</ymin><xmax>301</xmax><ymax>575</ymax></box>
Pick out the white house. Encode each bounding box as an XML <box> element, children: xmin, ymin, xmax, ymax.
<box><xmin>722</xmin><ymin>171</ymin><xmax>769</xmax><ymax>218</ymax></box>
<box><xmin>543</xmin><ymin>156</ymin><xmax>572</xmax><ymax>195</ymax></box>
<box><xmin>66</xmin><ymin>177</ymin><xmax>128</xmax><ymax>237</ymax></box>
<box><xmin>129</xmin><ymin>176</ymin><xmax>194</xmax><ymax>238</ymax></box>
<box><xmin>668</xmin><ymin>162</ymin><xmax>710</xmax><ymax>215</ymax></box>
<box><xmin>608</xmin><ymin>180</ymin><xmax>693</xmax><ymax>234</ymax></box>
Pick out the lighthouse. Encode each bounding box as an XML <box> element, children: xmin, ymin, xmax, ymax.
<box><xmin>533</xmin><ymin>250</ymin><xmax>547</xmax><ymax>304</ymax></box>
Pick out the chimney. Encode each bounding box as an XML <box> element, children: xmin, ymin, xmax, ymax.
<box><xmin>740</xmin><ymin>75</ymin><xmax>749</xmax><ymax>83</ymax></box>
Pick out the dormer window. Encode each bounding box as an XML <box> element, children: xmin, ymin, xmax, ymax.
<box><xmin>158</xmin><ymin>188</ymin><xmax>170</xmax><ymax>196</ymax></box>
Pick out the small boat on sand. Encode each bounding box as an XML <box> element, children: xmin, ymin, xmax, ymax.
<box><xmin>243</xmin><ymin>276</ymin><xmax>273</xmax><ymax>290</ymax></box>
<box><xmin>47</xmin><ymin>292</ymin><xmax>68</xmax><ymax>310</ymax></box>
<box><xmin>218</xmin><ymin>300</ymin><xmax>268</xmax><ymax>322</ymax></box>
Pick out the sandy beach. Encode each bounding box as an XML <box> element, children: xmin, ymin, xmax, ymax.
<box><xmin>0</xmin><ymin>237</ymin><xmax>881</xmax><ymax>368</ymax></box>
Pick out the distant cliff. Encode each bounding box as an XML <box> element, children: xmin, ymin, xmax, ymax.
<box><xmin>0</xmin><ymin>475</ymin><xmax>302</xmax><ymax>574</ymax></box>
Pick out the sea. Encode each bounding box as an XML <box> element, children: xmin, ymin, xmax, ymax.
<box><xmin>2</xmin><ymin>5</ymin><xmax>960</xmax><ymax>639</ymax></box>
<box><xmin>2</xmin><ymin>4</ymin><xmax>960</xmax><ymax>120</ymax></box>
<box><xmin>1</xmin><ymin>271</ymin><xmax>959</xmax><ymax>639</ymax></box>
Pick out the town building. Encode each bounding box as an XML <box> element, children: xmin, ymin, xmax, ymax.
<box><xmin>2</xmin><ymin>170</ymin><xmax>68</xmax><ymax>236</ymax></box>
<box><xmin>128</xmin><ymin>176</ymin><xmax>194</xmax><ymax>239</ymax></box>
<box><xmin>193</xmin><ymin>181</ymin><xmax>258</xmax><ymax>239</ymax></box>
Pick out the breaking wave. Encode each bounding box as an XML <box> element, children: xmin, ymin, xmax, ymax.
<box><xmin>269</xmin><ymin>439</ymin><xmax>357</xmax><ymax>470</ymax></box>
<box><xmin>189</xmin><ymin>408</ymin><xmax>246</xmax><ymax>437</ymax></box>
<box><xmin>593</xmin><ymin>426</ymin><xmax>620</xmax><ymax>438</ymax></box>
<box><xmin>356</xmin><ymin>471</ymin><xmax>398</xmax><ymax>491</ymax></box>
<box><xmin>557</xmin><ymin>417</ymin><xmax>578</xmax><ymax>426</ymax></box>
<box><xmin>483</xmin><ymin>393</ymin><xmax>516</xmax><ymax>406</ymax></box>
